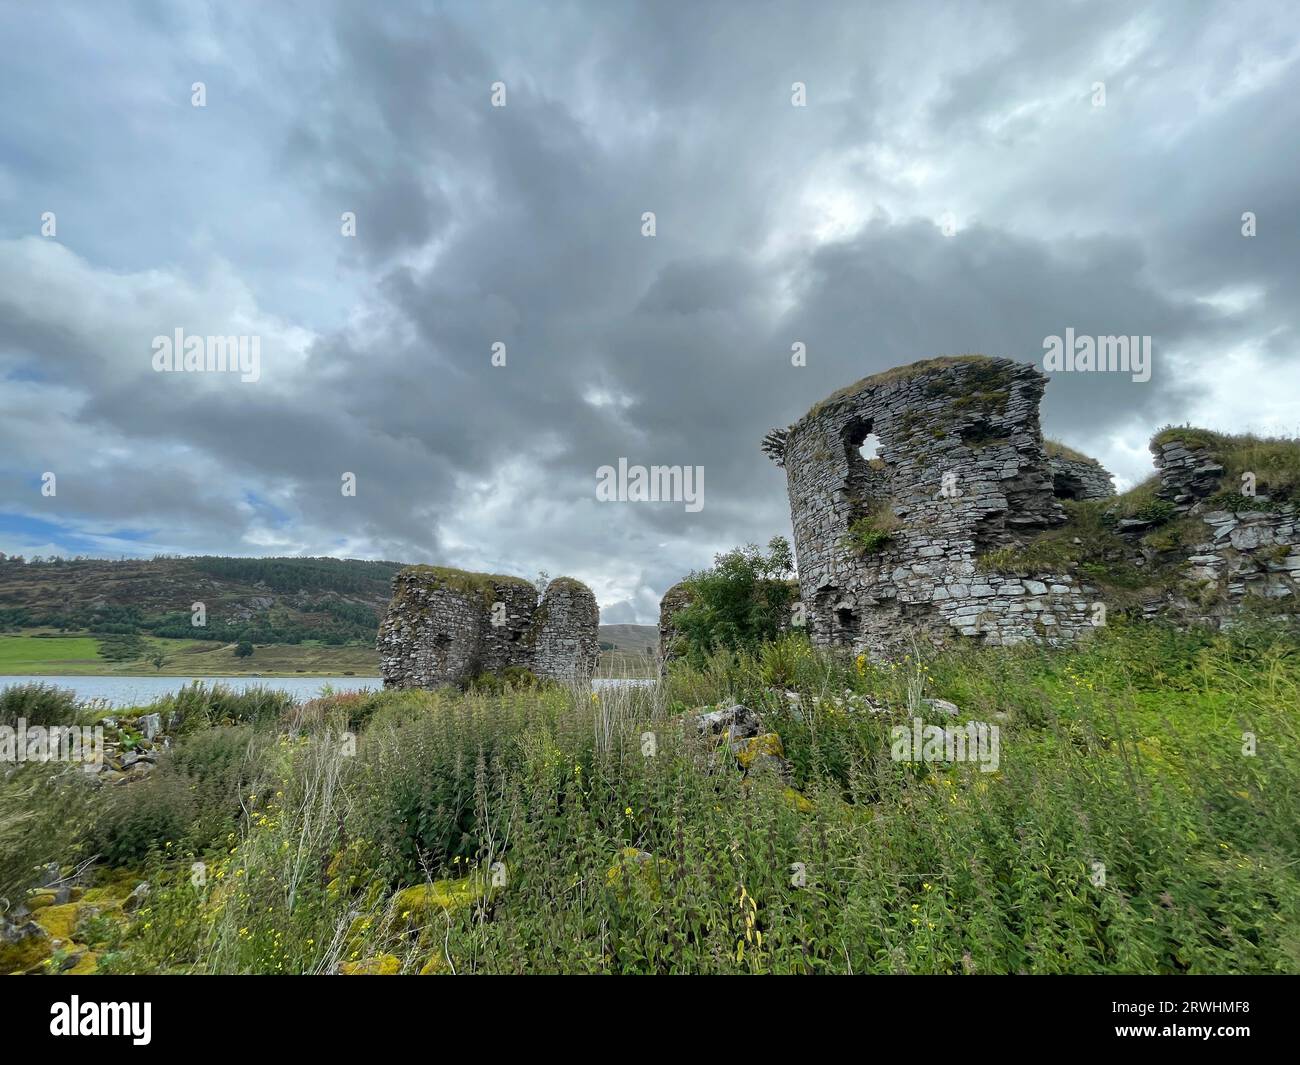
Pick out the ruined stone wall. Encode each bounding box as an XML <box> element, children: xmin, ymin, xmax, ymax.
<box><xmin>1049</xmin><ymin>454</ymin><xmax>1115</xmax><ymax>501</ymax></box>
<box><xmin>657</xmin><ymin>581</ymin><xmax>695</xmax><ymax>664</ymax></box>
<box><xmin>533</xmin><ymin>577</ymin><xmax>601</xmax><ymax>682</ymax></box>
<box><xmin>765</xmin><ymin>356</ymin><xmax>1096</xmax><ymax>656</ymax></box>
<box><xmin>1126</xmin><ymin>437</ymin><xmax>1298</xmax><ymax>624</ymax></box>
<box><xmin>379</xmin><ymin>566</ymin><xmax>599</xmax><ymax>688</ymax></box>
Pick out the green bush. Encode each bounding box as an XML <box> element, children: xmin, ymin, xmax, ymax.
<box><xmin>0</xmin><ymin>682</ymin><xmax>84</xmax><ymax>729</ymax></box>
<box><xmin>85</xmin><ymin>772</ymin><xmax>197</xmax><ymax>866</ymax></box>
<box><xmin>0</xmin><ymin>765</ymin><xmax>94</xmax><ymax>904</ymax></box>
<box><xmin>86</xmin><ymin>726</ymin><xmax>269</xmax><ymax>865</ymax></box>
<box><xmin>671</xmin><ymin>537</ymin><xmax>796</xmax><ymax>667</ymax></box>
<box><xmin>152</xmin><ymin>681</ymin><xmax>297</xmax><ymax>731</ymax></box>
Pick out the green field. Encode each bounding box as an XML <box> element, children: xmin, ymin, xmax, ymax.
<box><xmin>0</xmin><ymin>633</ymin><xmax>106</xmax><ymax>670</ymax></box>
<box><xmin>0</xmin><ymin>631</ymin><xmax>380</xmax><ymax>677</ymax></box>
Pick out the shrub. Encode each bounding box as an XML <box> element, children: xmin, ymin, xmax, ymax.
<box><xmin>153</xmin><ymin>682</ymin><xmax>297</xmax><ymax>731</ymax></box>
<box><xmin>758</xmin><ymin>633</ymin><xmax>813</xmax><ymax>689</ymax></box>
<box><xmin>0</xmin><ymin>682</ymin><xmax>83</xmax><ymax>729</ymax></box>
<box><xmin>85</xmin><ymin>772</ymin><xmax>197</xmax><ymax>866</ymax></box>
<box><xmin>670</xmin><ymin>537</ymin><xmax>797</xmax><ymax>666</ymax></box>
<box><xmin>85</xmin><ymin>725</ymin><xmax>270</xmax><ymax>865</ymax></box>
<box><xmin>0</xmin><ymin>765</ymin><xmax>94</xmax><ymax>904</ymax></box>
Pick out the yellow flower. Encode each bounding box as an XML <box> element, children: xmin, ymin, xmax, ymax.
<box><xmin>625</xmin><ymin>807</ymin><xmax>633</xmax><ymax>816</ymax></box>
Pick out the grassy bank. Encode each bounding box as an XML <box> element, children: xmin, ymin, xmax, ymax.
<box><xmin>4</xmin><ymin>618</ymin><xmax>1298</xmax><ymax>975</ymax></box>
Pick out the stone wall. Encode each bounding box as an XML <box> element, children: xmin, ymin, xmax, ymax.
<box><xmin>657</xmin><ymin>581</ymin><xmax>695</xmax><ymax>665</ymax></box>
<box><xmin>764</xmin><ymin>356</ymin><xmax>1100</xmax><ymax>656</ymax></box>
<box><xmin>378</xmin><ymin>566</ymin><xmax>599</xmax><ymax>688</ymax></box>
<box><xmin>1049</xmin><ymin>453</ymin><xmax>1115</xmax><ymax>501</ymax></box>
<box><xmin>1125</xmin><ymin>436</ymin><xmax>1297</xmax><ymax>624</ymax></box>
<box><xmin>761</xmin><ymin>357</ymin><xmax>1296</xmax><ymax>658</ymax></box>
<box><xmin>533</xmin><ymin>577</ymin><xmax>601</xmax><ymax>682</ymax></box>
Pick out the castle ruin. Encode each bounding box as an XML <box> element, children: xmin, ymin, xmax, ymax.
<box><xmin>761</xmin><ymin>356</ymin><xmax>1096</xmax><ymax>655</ymax></box>
<box><xmin>378</xmin><ymin>566</ymin><xmax>600</xmax><ymax>688</ymax></box>
<box><xmin>750</xmin><ymin>354</ymin><xmax>1297</xmax><ymax>658</ymax></box>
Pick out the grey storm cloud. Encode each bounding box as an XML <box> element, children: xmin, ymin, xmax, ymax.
<box><xmin>2</xmin><ymin>0</ymin><xmax>1299</xmax><ymax>621</ymax></box>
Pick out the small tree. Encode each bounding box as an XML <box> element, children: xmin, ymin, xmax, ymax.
<box><xmin>671</xmin><ymin>536</ymin><xmax>796</xmax><ymax>666</ymax></box>
<box><xmin>234</xmin><ymin>641</ymin><xmax>254</xmax><ymax>659</ymax></box>
<box><xmin>149</xmin><ymin>652</ymin><xmax>167</xmax><ymax>672</ymax></box>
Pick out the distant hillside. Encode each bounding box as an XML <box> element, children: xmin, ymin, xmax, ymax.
<box><xmin>598</xmin><ymin>624</ymin><xmax>658</xmax><ymax>655</ymax></box>
<box><xmin>0</xmin><ymin>557</ymin><xmax>657</xmax><ymax>671</ymax></box>
<box><xmin>0</xmin><ymin>556</ymin><xmax>403</xmax><ymax>645</ymax></box>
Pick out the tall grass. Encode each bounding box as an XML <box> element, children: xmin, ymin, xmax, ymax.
<box><xmin>40</xmin><ymin>620</ymin><xmax>1300</xmax><ymax>973</ymax></box>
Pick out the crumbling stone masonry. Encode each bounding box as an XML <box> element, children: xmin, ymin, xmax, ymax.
<box><xmin>1048</xmin><ymin>451</ymin><xmax>1115</xmax><ymax>501</ymax></box>
<box><xmin>378</xmin><ymin>566</ymin><xmax>599</xmax><ymax>688</ymax></box>
<box><xmin>1124</xmin><ymin>436</ymin><xmax>1298</xmax><ymax>624</ymax></box>
<box><xmin>762</xmin><ymin>356</ymin><xmax>1099</xmax><ymax>656</ymax></box>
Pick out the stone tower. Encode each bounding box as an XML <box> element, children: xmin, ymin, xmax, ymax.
<box><xmin>378</xmin><ymin>566</ymin><xmax>600</xmax><ymax>688</ymax></box>
<box><xmin>763</xmin><ymin>356</ymin><xmax>1097</xmax><ymax>655</ymax></box>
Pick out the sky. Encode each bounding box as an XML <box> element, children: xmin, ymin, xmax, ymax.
<box><xmin>1</xmin><ymin>1</ymin><xmax>1298</xmax><ymax>623</ymax></box>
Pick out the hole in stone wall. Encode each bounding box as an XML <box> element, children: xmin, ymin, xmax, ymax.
<box><xmin>1052</xmin><ymin>472</ymin><xmax>1084</xmax><ymax>500</ymax></box>
<box><xmin>834</xmin><ymin>606</ymin><xmax>857</xmax><ymax>632</ymax></box>
<box><xmin>958</xmin><ymin>419</ymin><xmax>1002</xmax><ymax>447</ymax></box>
<box><xmin>841</xmin><ymin>416</ymin><xmax>890</xmax><ymax>527</ymax></box>
<box><xmin>843</xmin><ymin>417</ymin><xmax>882</xmax><ymax>465</ymax></box>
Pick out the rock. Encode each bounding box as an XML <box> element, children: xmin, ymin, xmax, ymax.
<box><xmin>0</xmin><ymin>920</ymin><xmax>52</xmax><ymax>974</ymax></box>
<box><xmin>340</xmin><ymin>953</ymin><xmax>401</xmax><ymax>975</ymax></box>
<box><xmin>921</xmin><ymin>697</ymin><xmax>961</xmax><ymax>718</ymax></box>
<box><xmin>694</xmin><ymin>703</ymin><xmax>761</xmax><ymax>740</ymax></box>
<box><xmin>123</xmin><ymin>882</ymin><xmax>151</xmax><ymax>912</ymax></box>
<box><xmin>137</xmin><ymin>713</ymin><xmax>162</xmax><ymax>740</ymax></box>
<box><xmin>65</xmin><ymin>949</ymin><xmax>99</xmax><ymax>975</ymax></box>
<box><xmin>782</xmin><ymin>787</ymin><xmax>814</xmax><ymax>813</ymax></box>
<box><xmin>391</xmin><ymin>877</ymin><xmax>485</xmax><ymax>924</ymax></box>
<box><xmin>735</xmin><ymin>732</ymin><xmax>785</xmax><ymax>766</ymax></box>
<box><xmin>605</xmin><ymin>847</ymin><xmax>673</xmax><ymax>900</ymax></box>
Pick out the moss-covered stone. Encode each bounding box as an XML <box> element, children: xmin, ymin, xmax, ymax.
<box><xmin>391</xmin><ymin>876</ymin><xmax>486</xmax><ymax>925</ymax></box>
<box><xmin>736</xmin><ymin>733</ymin><xmax>785</xmax><ymax>769</ymax></box>
<box><xmin>397</xmin><ymin>565</ymin><xmax>536</xmax><ymax>610</ymax></box>
<box><xmin>803</xmin><ymin>355</ymin><xmax>1003</xmax><ymax>424</ymax></box>
<box><xmin>34</xmin><ymin>902</ymin><xmax>82</xmax><ymax>941</ymax></box>
<box><xmin>340</xmin><ymin>953</ymin><xmax>401</xmax><ymax>975</ymax></box>
<box><xmin>0</xmin><ymin>924</ymin><xmax>52</xmax><ymax>974</ymax></box>
<box><xmin>782</xmin><ymin>787</ymin><xmax>815</xmax><ymax>813</ymax></box>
